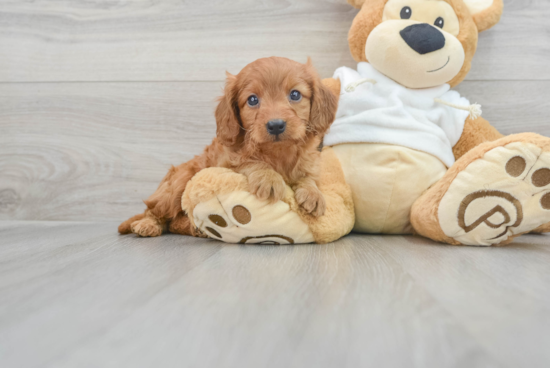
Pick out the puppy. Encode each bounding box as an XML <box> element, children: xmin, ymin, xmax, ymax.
<box><xmin>119</xmin><ymin>57</ymin><xmax>338</xmax><ymax>237</ymax></box>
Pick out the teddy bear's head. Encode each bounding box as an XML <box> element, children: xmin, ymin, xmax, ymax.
<box><xmin>346</xmin><ymin>0</ymin><xmax>502</xmax><ymax>88</ymax></box>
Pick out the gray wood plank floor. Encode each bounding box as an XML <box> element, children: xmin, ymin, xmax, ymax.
<box><xmin>1</xmin><ymin>221</ymin><xmax>549</xmax><ymax>368</ymax></box>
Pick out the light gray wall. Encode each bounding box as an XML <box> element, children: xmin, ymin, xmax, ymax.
<box><xmin>1</xmin><ymin>0</ymin><xmax>549</xmax><ymax>221</ymax></box>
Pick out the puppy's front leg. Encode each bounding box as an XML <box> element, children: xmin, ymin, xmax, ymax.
<box><xmin>238</xmin><ymin>162</ymin><xmax>286</xmax><ymax>203</ymax></box>
<box><xmin>131</xmin><ymin>209</ymin><xmax>167</xmax><ymax>237</ymax></box>
<box><xmin>293</xmin><ymin>177</ymin><xmax>326</xmax><ymax>217</ymax></box>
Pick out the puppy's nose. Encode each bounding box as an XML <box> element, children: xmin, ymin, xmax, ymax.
<box><xmin>400</xmin><ymin>24</ymin><xmax>445</xmax><ymax>55</ymax></box>
<box><xmin>266</xmin><ymin>119</ymin><xmax>286</xmax><ymax>135</ymax></box>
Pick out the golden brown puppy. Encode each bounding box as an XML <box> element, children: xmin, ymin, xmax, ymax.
<box><xmin>119</xmin><ymin>57</ymin><xmax>338</xmax><ymax>237</ymax></box>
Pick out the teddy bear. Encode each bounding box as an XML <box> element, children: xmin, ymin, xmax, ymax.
<box><xmin>183</xmin><ymin>0</ymin><xmax>550</xmax><ymax>246</ymax></box>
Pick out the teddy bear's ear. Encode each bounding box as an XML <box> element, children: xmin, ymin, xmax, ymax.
<box><xmin>463</xmin><ymin>0</ymin><xmax>503</xmax><ymax>32</ymax></box>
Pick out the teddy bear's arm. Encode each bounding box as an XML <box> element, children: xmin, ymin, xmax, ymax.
<box><xmin>452</xmin><ymin>116</ymin><xmax>504</xmax><ymax>160</ymax></box>
<box><xmin>322</xmin><ymin>78</ymin><xmax>341</xmax><ymax>102</ymax></box>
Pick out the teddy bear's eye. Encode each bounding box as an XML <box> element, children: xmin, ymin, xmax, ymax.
<box><xmin>400</xmin><ymin>6</ymin><xmax>412</xmax><ymax>19</ymax></box>
<box><xmin>434</xmin><ymin>17</ymin><xmax>444</xmax><ymax>28</ymax></box>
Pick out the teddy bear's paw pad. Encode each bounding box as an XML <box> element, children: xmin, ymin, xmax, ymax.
<box><xmin>439</xmin><ymin>142</ymin><xmax>550</xmax><ymax>246</ymax></box>
<box><xmin>191</xmin><ymin>190</ymin><xmax>315</xmax><ymax>244</ymax></box>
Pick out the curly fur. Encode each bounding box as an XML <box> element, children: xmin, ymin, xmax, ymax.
<box><xmin>119</xmin><ymin>57</ymin><xmax>338</xmax><ymax>237</ymax></box>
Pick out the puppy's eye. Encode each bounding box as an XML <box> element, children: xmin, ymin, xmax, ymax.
<box><xmin>247</xmin><ymin>95</ymin><xmax>259</xmax><ymax>107</ymax></box>
<box><xmin>434</xmin><ymin>17</ymin><xmax>444</xmax><ymax>28</ymax></box>
<box><xmin>289</xmin><ymin>90</ymin><xmax>302</xmax><ymax>102</ymax></box>
<box><xmin>400</xmin><ymin>6</ymin><xmax>412</xmax><ymax>19</ymax></box>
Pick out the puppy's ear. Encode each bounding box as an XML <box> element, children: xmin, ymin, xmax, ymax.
<box><xmin>347</xmin><ymin>0</ymin><xmax>384</xmax><ymax>9</ymax></box>
<box><xmin>215</xmin><ymin>72</ymin><xmax>242</xmax><ymax>146</ymax></box>
<box><xmin>306</xmin><ymin>59</ymin><xmax>338</xmax><ymax>136</ymax></box>
<box><xmin>463</xmin><ymin>0</ymin><xmax>503</xmax><ymax>32</ymax></box>
<box><xmin>347</xmin><ymin>0</ymin><xmax>366</xmax><ymax>8</ymax></box>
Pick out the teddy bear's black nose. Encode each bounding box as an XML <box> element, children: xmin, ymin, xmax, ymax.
<box><xmin>400</xmin><ymin>23</ymin><xmax>446</xmax><ymax>55</ymax></box>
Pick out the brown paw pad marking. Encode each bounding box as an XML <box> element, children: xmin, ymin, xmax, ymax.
<box><xmin>239</xmin><ymin>235</ymin><xmax>295</xmax><ymax>245</ymax></box>
<box><xmin>532</xmin><ymin>168</ymin><xmax>550</xmax><ymax>187</ymax></box>
<box><xmin>505</xmin><ymin>156</ymin><xmax>526</xmax><ymax>177</ymax></box>
<box><xmin>541</xmin><ymin>193</ymin><xmax>550</xmax><ymax>210</ymax></box>
<box><xmin>458</xmin><ymin>190</ymin><xmax>523</xmax><ymax>239</ymax></box>
<box><xmin>205</xmin><ymin>227</ymin><xmax>222</xmax><ymax>239</ymax></box>
<box><xmin>505</xmin><ymin>156</ymin><xmax>550</xmax><ymax>188</ymax></box>
<box><xmin>232</xmin><ymin>205</ymin><xmax>251</xmax><ymax>224</ymax></box>
<box><xmin>208</xmin><ymin>215</ymin><xmax>227</xmax><ymax>227</ymax></box>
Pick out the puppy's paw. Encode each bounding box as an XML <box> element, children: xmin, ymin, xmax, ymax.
<box><xmin>247</xmin><ymin>170</ymin><xmax>286</xmax><ymax>203</ymax></box>
<box><xmin>295</xmin><ymin>186</ymin><xmax>326</xmax><ymax>217</ymax></box>
<box><xmin>131</xmin><ymin>218</ymin><xmax>163</xmax><ymax>237</ymax></box>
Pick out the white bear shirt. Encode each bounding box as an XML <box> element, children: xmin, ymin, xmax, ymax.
<box><xmin>323</xmin><ymin>62</ymin><xmax>471</xmax><ymax>168</ymax></box>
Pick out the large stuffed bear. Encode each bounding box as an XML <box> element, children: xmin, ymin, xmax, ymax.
<box><xmin>183</xmin><ymin>0</ymin><xmax>550</xmax><ymax>246</ymax></box>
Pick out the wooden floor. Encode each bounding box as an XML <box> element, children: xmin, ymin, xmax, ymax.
<box><xmin>2</xmin><ymin>0</ymin><xmax>550</xmax><ymax>366</ymax></box>
<box><xmin>0</xmin><ymin>221</ymin><xmax>549</xmax><ymax>367</ymax></box>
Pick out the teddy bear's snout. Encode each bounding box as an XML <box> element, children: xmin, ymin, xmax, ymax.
<box><xmin>400</xmin><ymin>23</ymin><xmax>446</xmax><ymax>55</ymax></box>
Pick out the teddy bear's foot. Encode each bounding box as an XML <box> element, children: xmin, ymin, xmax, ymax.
<box><xmin>180</xmin><ymin>167</ymin><xmax>315</xmax><ymax>244</ymax></box>
<box><xmin>412</xmin><ymin>133</ymin><xmax>550</xmax><ymax>246</ymax></box>
<box><xmin>191</xmin><ymin>190</ymin><xmax>315</xmax><ymax>244</ymax></box>
<box><xmin>181</xmin><ymin>148</ymin><xmax>355</xmax><ymax>244</ymax></box>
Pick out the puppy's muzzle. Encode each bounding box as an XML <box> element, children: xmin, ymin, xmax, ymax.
<box><xmin>266</xmin><ymin>119</ymin><xmax>286</xmax><ymax>136</ymax></box>
<box><xmin>400</xmin><ymin>24</ymin><xmax>445</xmax><ymax>55</ymax></box>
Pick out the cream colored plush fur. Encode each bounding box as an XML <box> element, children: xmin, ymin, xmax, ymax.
<box><xmin>332</xmin><ymin>143</ymin><xmax>446</xmax><ymax>234</ymax></box>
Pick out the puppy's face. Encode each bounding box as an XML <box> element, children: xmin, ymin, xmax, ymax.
<box><xmin>215</xmin><ymin>57</ymin><xmax>337</xmax><ymax>147</ymax></box>
<box><xmin>238</xmin><ymin>67</ymin><xmax>312</xmax><ymax>144</ymax></box>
